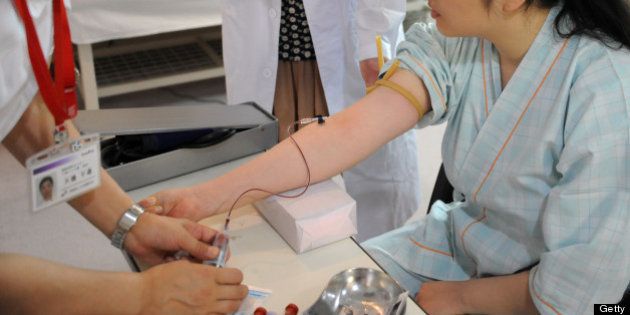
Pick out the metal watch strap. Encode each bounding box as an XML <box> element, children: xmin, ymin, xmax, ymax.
<box><xmin>111</xmin><ymin>204</ymin><xmax>145</xmax><ymax>249</ymax></box>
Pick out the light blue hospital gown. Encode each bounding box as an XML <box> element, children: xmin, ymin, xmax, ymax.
<box><xmin>362</xmin><ymin>6</ymin><xmax>630</xmax><ymax>314</ymax></box>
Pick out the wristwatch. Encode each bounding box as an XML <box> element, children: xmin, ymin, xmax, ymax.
<box><xmin>111</xmin><ymin>204</ymin><xmax>145</xmax><ymax>249</ymax></box>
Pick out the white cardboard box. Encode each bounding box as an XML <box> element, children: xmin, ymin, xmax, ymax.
<box><xmin>254</xmin><ymin>179</ymin><xmax>357</xmax><ymax>253</ymax></box>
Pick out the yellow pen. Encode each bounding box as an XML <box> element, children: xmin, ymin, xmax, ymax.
<box><xmin>376</xmin><ymin>35</ymin><xmax>384</xmax><ymax>69</ymax></box>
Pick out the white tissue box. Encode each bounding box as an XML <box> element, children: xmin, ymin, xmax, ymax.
<box><xmin>254</xmin><ymin>179</ymin><xmax>357</xmax><ymax>253</ymax></box>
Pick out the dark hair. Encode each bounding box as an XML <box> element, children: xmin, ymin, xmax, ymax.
<box><xmin>489</xmin><ymin>0</ymin><xmax>630</xmax><ymax>49</ymax></box>
<box><xmin>39</xmin><ymin>176</ymin><xmax>53</xmax><ymax>189</ymax></box>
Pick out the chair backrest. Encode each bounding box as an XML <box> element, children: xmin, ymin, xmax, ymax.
<box><xmin>426</xmin><ymin>164</ymin><xmax>454</xmax><ymax>214</ymax></box>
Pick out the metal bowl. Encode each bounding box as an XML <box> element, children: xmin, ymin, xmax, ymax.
<box><xmin>305</xmin><ymin>268</ymin><xmax>407</xmax><ymax>315</ymax></box>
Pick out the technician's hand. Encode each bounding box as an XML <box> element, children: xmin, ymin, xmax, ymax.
<box><xmin>415</xmin><ymin>281</ymin><xmax>465</xmax><ymax>315</ymax></box>
<box><xmin>139</xmin><ymin>260</ymin><xmax>248</xmax><ymax>315</ymax></box>
<box><xmin>139</xmin><ymin>187</ymin><xmax>215</xmax><ymax>221</ymax></box>
<box><xmin>360</xmin><ymin>57</ymin><xmax>382</xmax><ymax>87</ymax></box>
<box><xmin>124</xmin><ymin>212</ymin><xmax>219</xmax><ymax>266</ymax></box>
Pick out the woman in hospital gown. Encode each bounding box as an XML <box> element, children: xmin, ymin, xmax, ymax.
<box><xmin>363</xmin><ymin>2</ymin><xmax>630</xmax><ymax>314</ymax></box>
<box><xmin>144</xmin><ymin>0</ymin><xmax>629</xmax><ymax>313</ymax></box>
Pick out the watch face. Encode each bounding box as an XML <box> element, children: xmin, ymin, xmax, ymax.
<box><xmin>130</xmin><ymin>204</ymin><xmax>145</xmax><ymax>216</ymax></box>
<box><xmin>111</xmin><ymin>204</ymin><xmax>145</xmax><ymax>249</ymax></box>
<box><xmin>120</xmin><ymin>205</ymin><xmax>144</xmax><ymax>230</ymax></box>
<box><xmin>120</xmin><ymin>213</ymin><xmax>136</xmax><ymax>230</ymax></box>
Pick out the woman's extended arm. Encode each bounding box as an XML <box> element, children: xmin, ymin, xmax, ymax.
<box><xmin>144</xmin><ymin>69</ymin><xmax>430</xmax><ymax>220</ymax></box>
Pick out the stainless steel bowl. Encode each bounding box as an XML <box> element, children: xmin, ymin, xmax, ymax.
<box><xmin>305</xmin><ymin>268</ymin><xmax>407</xmax><ymax>315</ymax></box>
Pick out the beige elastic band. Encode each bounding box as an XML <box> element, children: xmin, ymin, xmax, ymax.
<box><xmin>366</xmin><ymin>60</ymin><xmax>426</xmax><ymax>117</ymax></box>
<box><xmin>373</xmin><ymin>79</ymin><xmax>425</xmax><ymax>117</ymax></box>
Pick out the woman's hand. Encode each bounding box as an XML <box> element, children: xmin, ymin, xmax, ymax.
<box><xmin>124</xmin><ymin>212</ymin><xmax>220</xmax><ymax>266</ymax></box>
<box><xmin>139</xmin><ymin>186</ymin><xmax>217</xmax><ymax>222</ymax></box>
<box><xmin>139</xmin><ymin>260</ymin><xmax>248</xmax><ymax>315</ymax></box>
<box><xmin>415</xmin><ymin>281</ymin><xmax>466</xmax><ymax>315</ymax></box>
<box><xmin>419</xmin><ymin>272</ymin><xmax>537</xmax><ymax>315</ymax></box>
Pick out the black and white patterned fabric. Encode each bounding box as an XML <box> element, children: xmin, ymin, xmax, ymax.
<box><xmin>279</xmin><ymin>0</ymin><xmax>316</xmax><ymax>61</ymax></box>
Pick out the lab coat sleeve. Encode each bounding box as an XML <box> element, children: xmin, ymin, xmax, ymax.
<box><xmin>381</xmin><ymin>22</ymin><xmax>472</xmax><ymax>127</ymax></box>
<box><xmin>0</xmin><ymin>1</ymin><xmax>53</xmax><ymax>141</ymax></box>
<box><xmin>356</xmin><ymin>0</ymin><xmax>406</xmax><ymax>61</ymax></box>
<box><xmin>528</xmin><ymin>50</ymin><xmax>630</xmax><ymax>315</ymax></box>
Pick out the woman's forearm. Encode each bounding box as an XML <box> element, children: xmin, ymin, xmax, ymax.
<box><xmin>459</xmin><ymin>271</ymin><xmax>538</xmax><ymax>315</ymax></box>
<box><xmin>0</xmin><ymin>254</ymin><xmax>141</xmax><ymax>315</ymax></box>
<box><xmin>203</xmin><ymin>69</ymin><xmax>429</xmax><ymax>213</ymax></box>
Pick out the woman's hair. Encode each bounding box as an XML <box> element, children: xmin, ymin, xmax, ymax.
<box><xmin>491</xmin><ymin>0</ymin><xmax>630</xmax><ymax>49</ymax></box>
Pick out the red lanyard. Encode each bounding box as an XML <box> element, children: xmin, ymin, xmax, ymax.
<box><xmin>13</xmin><ymin>0</ymin><xmax>77</xmax><ymax>128</ymax></box>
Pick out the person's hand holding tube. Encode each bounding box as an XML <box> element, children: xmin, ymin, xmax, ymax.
<box><xmin>139</xmin><ymin>260</ymin><xmax>248</xmax><ymax>315</ymax></box>
<box><xmin>123</xmin><ymin>212</ymin><xmax>222</xmax><ymax>265</ymax></box>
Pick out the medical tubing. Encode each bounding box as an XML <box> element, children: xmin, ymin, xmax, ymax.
<box><xmin>222</xmin><ymin>117</ymin><xmax>327</xmax><ymax>230</ymax></box>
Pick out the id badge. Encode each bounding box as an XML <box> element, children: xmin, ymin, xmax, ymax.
<box><xmin>26</xmin><ymin>134</ymin><xmax>101</xmax><ymax>212</ymax></box>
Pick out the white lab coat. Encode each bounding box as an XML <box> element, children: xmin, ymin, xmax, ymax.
<box><xmin>0</xmin><ymin>0</ymin><xmax>52</xmax><ymax>141</ymax></box>
<box><xmin>221</xmin><ymin>0</ymin><xmax>420</xmax><ymax>241</ymax></box>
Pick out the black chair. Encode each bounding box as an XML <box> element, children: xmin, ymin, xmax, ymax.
<box><xmin>426</xmin><ymin>164</ymin><xmax>630</xmax><ymax>305</ymax></box>
<box><xmin>426</xmin><ymin>164</ymin><xmax>454</xmax><ymax>212</ymax></box>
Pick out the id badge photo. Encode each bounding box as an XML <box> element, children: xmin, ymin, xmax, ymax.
<box><xmin>26</xmin><ymin>134</ymin><xmax>102</xmax><ymax>212</ymax></box>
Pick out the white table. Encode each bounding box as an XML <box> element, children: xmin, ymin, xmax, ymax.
<box><xmin>127</xmin><ymin>155</ymin><xmax>426</xmax><ymax>314</ymax></box>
